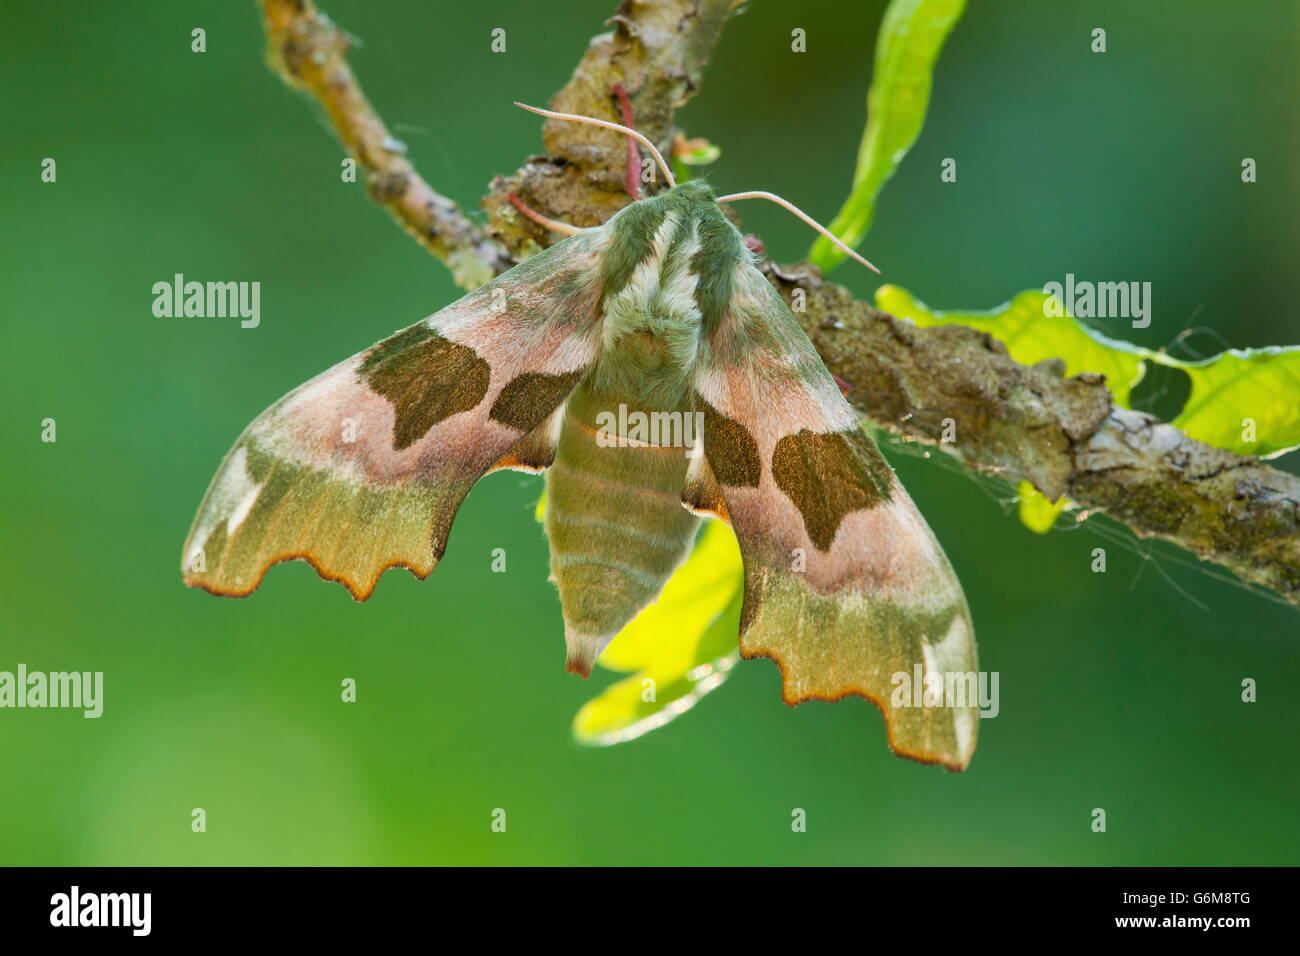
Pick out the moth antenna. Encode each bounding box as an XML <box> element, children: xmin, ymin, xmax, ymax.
<box><xmin>506</xmin><ymin>192</ymin><xmax>587</xmax><ymax>237</ymax></box>
<box><xmin>714</xmin><ymin>190</ymin><xmax>880</xmax><ymax>273</ymax></box>
<box><xmin>514</xmin><ymin>101</ymin><xmax>676</xmax><ymax>189</ymax></box>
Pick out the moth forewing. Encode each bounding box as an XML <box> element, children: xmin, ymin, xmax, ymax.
<box><xmin>692</xmin><ymin>257</ymin><xmax>979</xmax><ymax>770</ymax></box>
<box><xmin>181</xmin><ymin>229</ymin><xmax>608</xmax><ymax>600</ymax></box>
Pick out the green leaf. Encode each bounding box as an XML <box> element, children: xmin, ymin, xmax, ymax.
<box><xmin>877</xmin><ymin>285</ymin><xmax>1300</xmax><ymax>459</ymax></box>
<box><xmin>877</xmin><ymin>285</ymin><xmax>1151</xmax><ymax>407</ymax></box>
<box><xmin>1170</xmin><ymin>347</ymin><xmax>1300</xmax><ymax>457</ymax></box>
<box><xmin>670</xmin><ymin>135</ymin><xmax>720</xmax><ymax>184</ymax></box>
<box><xmin>1016</xmin><ymin>481</ymin><xmax>1065</xmax><ymax>534</ymax></box>
<box><xmin>809</xmin><ymin>0</ymin><xmax>967</xmax><ymax>272</ymax></box>
<box><xmin>676</xmin><ymin>139</ymin><xmax>720</xmax><ymax>167</ymax></box>
<box><xmin>572</xmin><ymin>520</ymin><xmax>743</xmax><ymax>746</ymax></box>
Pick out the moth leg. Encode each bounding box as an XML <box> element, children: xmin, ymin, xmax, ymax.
<box><xmin>506</xmin><ymin>192</ymin><xmax>587</xmax><ymax>237</ymax></box>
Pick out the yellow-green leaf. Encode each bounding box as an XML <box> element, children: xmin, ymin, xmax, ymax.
<box><xmin>809</xmin><ymin>0</ymin><xmax>967</xmax><ymax>272</ymax></box>
<box><xmin>1016</xmin><ymin>480</ymin><xmax>1065</xmax><ymax>534</ymax></box>
<box><xmin>877</xmin><ymin>284</ymin><xmax>1300</xmax><ymax>534</ymax></box>
<box><xmin>670</xmin><ymin>135</ymin><xmax>720</xmax><ymax>184</ymax></box>
<box><xmin>877</xmin><ymin>285</ymin><xmax>1300</xmax><ymax>459</ymax></box>
<box><xmin>572</xmin><ymin>520</ymin><xmax>743</xmax><ymax>746</ymax></box>
<box><xmin>1170</xmin><ymin>347</ymin><xmax>1300</xmax><ymax>457</ymax></box>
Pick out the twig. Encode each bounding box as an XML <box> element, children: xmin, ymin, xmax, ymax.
<box><xmin>260</xmin><ymin>0</ymin><xmax>512</xmax><ymax>288</ymax></box>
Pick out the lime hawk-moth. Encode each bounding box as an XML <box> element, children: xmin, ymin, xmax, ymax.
<box><xmin>182</xmin><ymin>106</ymin><xmax>978</xmax><ymax>770</ymax></box>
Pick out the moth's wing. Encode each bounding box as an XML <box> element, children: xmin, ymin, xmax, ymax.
<box><xmin>182</xmin><ymin>229</ymin><xmax>608</xmax><ymax>600</ymax></box>
<box><xmin>689</xmin><ymin>264</ymin><xmax>978</xmax><ymax>770</ymax></box>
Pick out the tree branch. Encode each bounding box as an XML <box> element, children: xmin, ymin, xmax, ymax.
<box><xmin>257</xmin><ymin>1</ymin><xmax>1300</xmax><ymax>606</ymax></box>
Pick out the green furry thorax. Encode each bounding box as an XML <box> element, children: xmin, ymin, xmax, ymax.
<box><xmin>599</xmin><ymin>181</ymin><xmax>746</xmax><ymax>329</ymax></box>
<box><xmin>592</xmin><ymin>181</ymin><xmax>747</xmax><ymax>404</ymax></box>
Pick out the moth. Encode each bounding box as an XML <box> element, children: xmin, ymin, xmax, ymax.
<box><xmin>182</xmin><ymin>103</ymin><xmax>978</xmax><ymax>770</ymax></box>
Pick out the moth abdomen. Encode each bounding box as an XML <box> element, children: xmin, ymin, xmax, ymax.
<box><xmin>545</xmin><ymin>383</ymin><xmax>700</xmax><ymax>676</ymax></box>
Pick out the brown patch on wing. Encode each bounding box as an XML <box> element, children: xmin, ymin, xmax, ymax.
<box><xmin>490</xmin><ymin>370</ymin><xmax>585</xmax><ymax>431</ymax></box>
<box><xmin>360</xmin><ymin>328</ymin><xmax>491</xmax><ymax>450</ymax></box>
<box><xmin>771</xmin><ymin>428</ymin><xmax>894</xmax><ymax>551</ymax></box>
<box><xmin>695</xmin><ymin>393</ymin><xmax>761</xmax><ymax>487</ymax></box>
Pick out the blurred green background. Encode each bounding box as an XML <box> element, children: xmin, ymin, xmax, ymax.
<box><xmin>3</xmin><ymin>0</ymin><xmax>1298</xmax><ymax>865</ymax></box>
